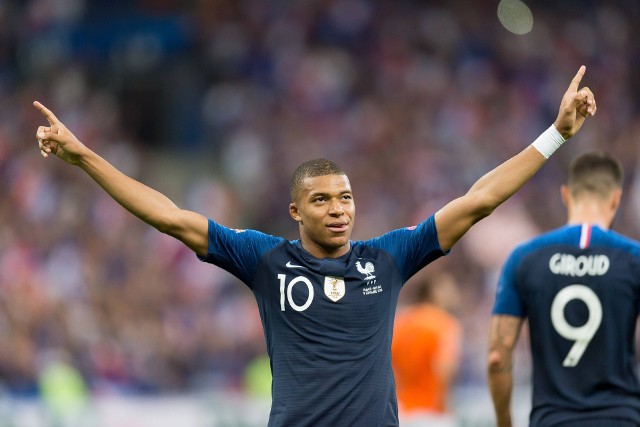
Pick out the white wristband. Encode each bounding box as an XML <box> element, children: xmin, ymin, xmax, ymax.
<box><xmin>531</xmin><ymin>125</ymin><xmax>565</xmax><ymax>159</ymax></box>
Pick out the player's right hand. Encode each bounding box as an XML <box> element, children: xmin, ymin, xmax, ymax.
<box><xmin>553</xmin><ymin>66</ymin><xmax>596</xmax><ymax>140</ymax></box>
<box><xmin>34</xmin><ymin>101</ymin><xmax>87</xmax><ymax>165</ymax></box>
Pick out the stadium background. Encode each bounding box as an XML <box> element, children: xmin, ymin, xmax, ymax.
<box><xmin>1</xmin><ymin>0</ymin><xmax>639</xmax><ymax>425</ymax></box>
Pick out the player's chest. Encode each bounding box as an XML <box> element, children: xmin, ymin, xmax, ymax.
<box><xmin>255</xmin><ymin>255</ymin><xmax>398</xmax><ymax>314</ymax></box>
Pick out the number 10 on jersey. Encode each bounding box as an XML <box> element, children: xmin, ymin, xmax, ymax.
<box><xmin>278</xmin><ymin>274</ymin><xmax>314</xmax><ymax>312</ymax></box>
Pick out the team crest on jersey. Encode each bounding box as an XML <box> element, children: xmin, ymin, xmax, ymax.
<box><xmin>324</xmin><ymin>276</ymin><xmax>346</xmax><ymax>302</ymax></box>
<box><xmin>355</xmin><ymin>260</ymin><xmax>376</xmax><ymax>281</ymax></box>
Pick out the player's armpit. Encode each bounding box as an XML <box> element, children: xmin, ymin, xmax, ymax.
<box><xmin>161</xmin><ymin>209</ymin><xmax>210</xmax><ymax>257</ymax></box>
<box><xmin>434</xmin><ymin>192</ymin><xmax>488</xmax><ymax>252</ymax></box>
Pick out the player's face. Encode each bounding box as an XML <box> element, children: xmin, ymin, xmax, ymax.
<box><xmin>290</xmin><ymin>174</ymin><xmax>355</xmax><ymax>258</ymax></box>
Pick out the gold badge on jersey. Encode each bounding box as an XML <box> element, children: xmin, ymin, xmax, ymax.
<box><xmin>324</xmin><ymin>276</ymin><xmax>345</xmax><ymax>302</ymax></box>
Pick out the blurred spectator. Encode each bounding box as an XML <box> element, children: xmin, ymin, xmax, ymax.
<box><xmin>38</xmin><ymin>349</ymin><xmax>92</xmax><ymax>427</ymax></box>
<box><xmin>392</xmin><ymin>271</ymin><xmax>463</xmax><ymax>427</ymax></box>
<box><xmin>243</xmin><ymin>353</ymin><xmax>272</xmax><ymax>401</ymax></box>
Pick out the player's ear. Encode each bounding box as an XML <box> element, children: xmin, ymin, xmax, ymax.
<box><xmin>560</xmin><ymin>185</ymin><xmax>570</xmax><ymax>207</ymax></box>
<box><xmin>610</xmin><ymin>188</ymin><xmax>622</xmax><ymax>212</ymax></box>
<box><xmin>290</xmin><ymin>202</ymin><xmax>302</xmax><ymax>223</ymax></box>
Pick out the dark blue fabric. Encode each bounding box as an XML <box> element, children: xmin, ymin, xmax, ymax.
<box><xmin>200</xmin><ymin>215</ymin><xmax>445</xmax><ymax>426</ymax></box>
<box><xmin>493</xmin><ymin>224</ymin><xmax>640</xmax><ymax>426</ymax></box>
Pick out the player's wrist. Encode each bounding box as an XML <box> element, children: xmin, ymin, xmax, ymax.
<box><xmin>531</xmin><ymin>124</ymin><xmax>566</xmax><ymax>159</ymax></box>
<box><xmin>76</xmin><ymin>146</ymin><xmax>100</xmax><ymax>169</ymax></box>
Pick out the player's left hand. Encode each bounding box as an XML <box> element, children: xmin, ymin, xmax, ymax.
<box><xmin>553</xmin><ymin>65</ymin><xmax>596</xmax><ymax>140</ymax></box>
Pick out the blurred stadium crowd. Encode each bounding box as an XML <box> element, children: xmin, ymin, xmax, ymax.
<box><xmin>1</xmin><ymin>0</ymin><xmax>639</xmax><ymax>402</ymax></box>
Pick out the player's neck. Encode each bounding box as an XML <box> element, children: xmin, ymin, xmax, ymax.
<box><xmin>565</xmin><ymin>193</ymin><xmax>619</xmax><ymax>231</ymax></box>
<box><xmin>566</xmin><ymin>204</ymin><xmax>613</xmax><ymax>230</ymax></box>
<box><xmin>299</xmin><ymin>239</ymin><xmax>351</xmax><ymax>259</ymax></box>
<box><xmin>567</xmin><ymin>218</ymin><xmax>611</xmax><ymax>230</ymax></box>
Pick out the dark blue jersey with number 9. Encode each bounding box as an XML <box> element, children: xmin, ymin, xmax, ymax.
<box><xmin>493</xmin><ymin>224</ymin><xmax>640</xmax><ymax>426</ymax></box>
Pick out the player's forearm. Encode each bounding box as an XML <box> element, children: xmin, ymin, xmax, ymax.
<box><xmin>469</xmin><ymin>66</ymin><xmax>592</xmax><ymax>215</ymax></box>
<box><xmin>488</xmin><ymin>338</ymin><xmax>516</xmax><ymax>427</ymax></box>
<box><xmin>487</xmin><ymin>370</ymin><xmax>514</xmax><ymax>427</ymax></box>
<box><xmin>466</xmin><ymin>145</ymin><xmax>545</xmax><ymax>217</ymax></box>
<box><xmin>78</xmin><ymin>149</ymin><xmax>182</xmax><ymax>232</ymax></box>
<box><xmin>433</xmin><ymin>145</ymin><xmax>548</xmax><ymax>251</ymax></box>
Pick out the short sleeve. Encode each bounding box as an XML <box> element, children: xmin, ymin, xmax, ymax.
<box><xmin>492</xmin><ymin>250</ymin><xmax>526</xmax><ymax>317</ymax></box>
<box><xmin>365</xmin><ymin>215</ymin><xmax>448</xmax><ymax>283</ymax></box>
<box><xmin>198</xmin><ymin>219</ymin><xmax>284</xmax><ymax>286</ymax></box>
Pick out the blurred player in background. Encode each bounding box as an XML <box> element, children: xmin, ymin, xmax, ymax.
<box><xmin>392</xmin><ymin>271</ymin><xmax>462</xmax><ymax>427</ymax></box>
<box><xmin>488</xmin><ymin>152</ymin><xmax>640</xmax><ymax>427</ymax></box>
<box><xmin>34</xmin><ymin>67</ymin><xmax>594</xmax><ymax>426</ymax></box>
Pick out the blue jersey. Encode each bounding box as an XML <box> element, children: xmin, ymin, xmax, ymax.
<box><xmin>493</xmin><ymin>224</ymin><xmax>640</xmax><ymax>426</ymax></box>
<box><xmin>199</xmin><ymin>215</ymin><xmax>445</xmax><ymax>426</ymax></box>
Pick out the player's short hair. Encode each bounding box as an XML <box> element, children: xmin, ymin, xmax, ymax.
<box><xmin>290</xmin><ymin>158</ymin><xmax>346</xmax><ymax>202</ymax></box>
<box><xmin>568</xmin><ymin>151</ymin><xmax>623</xmax><ymax>199</ymax></box>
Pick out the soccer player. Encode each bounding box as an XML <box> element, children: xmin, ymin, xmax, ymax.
<box><xmin>488</xmin><ymin>152</ymin><xmax>640</xmax><ymax>427</ymax></box>
<box><xmin>35</xmin><ymin>66</ymin><xmax>594</xmax><ymax>426</ymax></box>
<box><xmin>392</xmin><ymin>271</ymin><xmax>462</xmax><ymax>427</ymax></box>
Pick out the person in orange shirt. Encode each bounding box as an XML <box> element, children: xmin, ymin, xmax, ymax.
<box><xmin>392</xmin><ymin>271</ymin><xmax>463</xmax><ymax>427</ymax></box>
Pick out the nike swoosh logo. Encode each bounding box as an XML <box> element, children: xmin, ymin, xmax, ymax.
<box><xmin>286</xmin><ymin>261</ymin><xmax>306</xmax><ymax>269</ymax></box>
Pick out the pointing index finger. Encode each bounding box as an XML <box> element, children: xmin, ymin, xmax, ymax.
<box><xmin>568</xmin><ymin>65</ymin><xmax>586</xmax><ymax>92</ymax></box>
<box><xmin>33</xmin><ymin>101</ymin><xmax>61</xmax><ymax>126</ymax></box>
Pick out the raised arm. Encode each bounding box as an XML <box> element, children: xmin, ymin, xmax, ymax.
<box><xmin>34</xmin><ymin>101</ymin><xmax>209</xmax><ymax>256</ymax></box>
<box><xmin>434</xmin><ymin>66</ymin><xmax>596</xmax><ymax>251</ymax></box>
<box><xmin>487</xmin><ymin>314</ymin><xmax>523</xmax><ymax>427</ymax></box>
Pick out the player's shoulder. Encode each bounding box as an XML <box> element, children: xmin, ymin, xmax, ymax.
<box><xmin>210</xmin><ymin>219</ymin><xmax>285</xmax><ymax>241</ymax></box>
<box><xmin>592</xmin><ymin>227</ymin><xmax>640</xmax><ymax>253</ymax></box>
<box><xmin>508</xmin><ymin>226</ymin><xmax>574</xmax><ymax>257</ymax></box>
<box><xmin>207</xmin><ymin>219</ymin><xmax>289</xmax><ymax>257</ymax></box>
<box><xmin>350</xmin><ymin>239</ymin><xmax>389</xmax><ymax>258</ymax></box>
<box><xmin>356</xmin><ymin>215</ymin><xmax>438</xmax><ymax>247</ymax></box>
<box><xmin>510</xmin><ymin>224</ymin><xmax>640</xmax><ymax>259</ymax></box>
